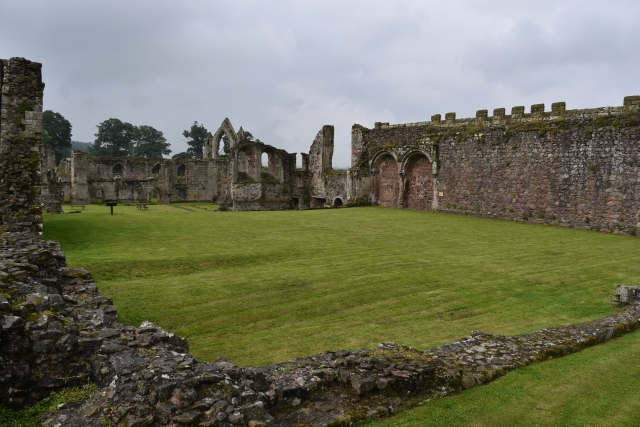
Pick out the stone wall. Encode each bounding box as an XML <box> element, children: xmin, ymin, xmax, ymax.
<box><xmin>40</xmin><ymin>144</ymin><xmax>64</xmax><ymax>214</ymax></box>
<box><xmin>60</xmin><ymin>121</ymin><xmax>332</xmax><ymax>210</ymax></box>
<box><xmin>404</xmin><ymin>154</ymin><xmax>433</xmax><ymax>210</ymax></box>
<box><xmin>375</xmin><ymin>154</ymin><xmax>401</xmax><ymax>208</ymax></box>
<box><xmin>0</xmin><ymin>58</ymin><xmax>45</xmax><ymax>233</ymax></box>
<box><xmin>351</xmin><ymin>97</ymin><xmax>640</xmax><ymax>234</ymax></box>
<box><xmin>308</xmin><ymin>125</ymin><xmax>335</xmax><ymax>198</ymax></box>
<box><xmin>323</xmin><ymin>172</ymin><xmax>348</xmax><ymax>207</ymax></box>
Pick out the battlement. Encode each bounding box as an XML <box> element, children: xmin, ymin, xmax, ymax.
<box><xmin>373</xmin><ymin>96</ymin><xmax>640</xmax><ymax>130</ymax></box>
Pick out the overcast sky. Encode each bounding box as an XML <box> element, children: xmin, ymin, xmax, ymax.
<box><xmin>2</xmin><ymin>0</ymin><xmax>639</xmax><ymax>167</ymax></box>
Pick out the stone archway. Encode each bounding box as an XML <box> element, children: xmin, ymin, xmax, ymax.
<box><xmin>403</xmin><ymin>153</ymin><xmax>434</xmax><ymax>211</ymax></box>
<box><xmin>373</xmin><ymin>153</ymin><xmax>401</xmax><ymax>208</ymax></box>
<box><xmin>209</xmin><ymin>118</ymin><xmax>237</xmax><ymax>159</ymax></box>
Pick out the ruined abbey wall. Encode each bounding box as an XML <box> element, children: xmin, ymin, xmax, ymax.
<box><xmin>58</xmin><ymin>122</ymin><xmax>347</xmax><ymax>211</ymax></box>
<box><xmin>351</xmin><ymin>97</ymin><xmax>640</xmax><ymax>234</ymax></box>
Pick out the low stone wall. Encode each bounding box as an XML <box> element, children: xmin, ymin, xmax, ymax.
<box><xmin>231</xmin><ymin>183</ymin><xmax>293</xmax><ymax>211</ymax></box>
<box><xmin>2</xmin><ymin>229</ymin><xmax>640</xmax><ymax>426</ymax></box>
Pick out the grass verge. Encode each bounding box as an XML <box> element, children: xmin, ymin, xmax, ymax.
<box><xmin>360</xmin><ymin>329</ymin><xmax>640</xmax><ymax>427</ymax></box>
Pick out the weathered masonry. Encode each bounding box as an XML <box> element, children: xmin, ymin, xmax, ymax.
<box><xmin>54</xmin><ymin>121</ymin><xmax>346</xmax><ymax>211</ymax></box>
<box><xmin>0</xmin><ymin>57</ymin><xmax>47</xmax><ymax>232</ymax></box>
<box><xmin>349</xmin><ymin>97</ymin><xmax>640</xmax><ymax>234</ymax></box>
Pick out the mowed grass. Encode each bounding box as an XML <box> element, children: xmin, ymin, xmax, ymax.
<box><xmin>43</xmin><ymin>204</ymin><xmax>640</xmax><ymax>368</ymax></box>
<box><xmin>362</xmin><ymin>329</ymin><xmax>640</xmax><ymax>427</ymax></box>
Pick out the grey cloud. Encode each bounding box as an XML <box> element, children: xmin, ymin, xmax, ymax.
<box><xmin>2</xmin><ymin>0</ymin><xmax>640</xmax><ymax>167</ymax></box>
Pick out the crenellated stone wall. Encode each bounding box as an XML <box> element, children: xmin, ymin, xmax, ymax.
<box><xmin>350</xmin><ymin>97</ymin><xmax>640</xmax><ymax>234</ymax></box>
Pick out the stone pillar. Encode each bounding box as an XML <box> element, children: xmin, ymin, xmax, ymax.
<box><xmin>0</xmin><ymin>57</ymin><xmax>45</xmax><ymax>233</ymax></box>
<box><xmin>204</xmin><ymin>132</ymin><xmax>213</xmax><ymax>159</ymax></box>
<box><xmin>254</xmin><ymin>149</ymin><xmax>262</xmax><ymax>183</ymax></box>
<box><xmin>351</xmin><ymin>125</ymin><xmax>364</xmax><ymax>168</ymax></box>
<box><xmin>397</xmin><ymin>172</ymin><xmax>406</xmax><ymax>208</ymax></box>
<box><xmin>71</xmin><ymin>151</ymin><xmax>90</xmax><ymax>203</ymax></box>
<box><xmin>432</xmin><ymin>177</ymin><xmax>439</xmax><ymax>210</ymax></box>
<box><xmin>40</xmin><ymin>144</ymin><xmax>64</xmax><ymax>213</ymax></box>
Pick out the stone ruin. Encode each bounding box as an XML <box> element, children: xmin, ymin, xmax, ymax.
<box><xmin>52</xmin><ymin>121</ymin><xmax>344</xmax><ymax>212</ymax></box>
<box><xmin>5</xmin><ymin>56</ymin><xmax>640</xmax><ymax>426</ymax></box>
<box><xmin>348</xmin><ymin>97</ymin><xmax>640</xmax><ymax>234</ymax></box>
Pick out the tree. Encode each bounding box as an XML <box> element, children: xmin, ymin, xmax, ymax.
<box><xmin>219</xmin><ymin>130</ymin><xmax>260</xmax><ymax>157</ymax></box>
<box><xmin>220</xmin><ymin>133</ymin><xmax>231</xmax><ymax>157</ymax></box>
<box><xmin>172</xmin><ymin>152</ymin><xmax>192</xmax><ymax>160</ymax></box>
<box><xmin>133</xmin><ymin>125</ymin><xmax>171</xmax><ymax>158</ymax></box>
<box><xmin>182</xmin><ymin>121</ymin><xmax>208</xmax><ymax>158</ymax></box>
<box><xmin>42</xmin><ymin>110</ymin><xmax>72</xmax><ymax>164</ymax></box>
<box><xmin>89</xmin><ymin>118</ymin><xmax>137</xmax><ymax>157</ymax></box>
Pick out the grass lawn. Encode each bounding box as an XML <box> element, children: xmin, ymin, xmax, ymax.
<box><xmin>43</xmin><ymin>203</ymin><xmax>640</xmax><ymax>366</ymax></box>
<box><xmin>42</xmin><ymin>203</ymin><xmax>640</xmax><ymax>425</ymax></box>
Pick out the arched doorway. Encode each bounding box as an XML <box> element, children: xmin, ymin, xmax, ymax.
<box><xmin>403</xmin><ymin>153</ymin><xmax>433</xmax><ymax>211</ymax></box>
<box><xmin>149</xmin><ymin>187</ymin><xmax>160</xmax><ymax>204</ymax></box>
<box><xmin>373</xmin><ymin>153</ymin><xmax>401</xmax><ymax>208</ymax></box>
<box><xmin>333</xmin><ymin>197</ymin><xmax>343</xmax><ymax>207</ymax></box>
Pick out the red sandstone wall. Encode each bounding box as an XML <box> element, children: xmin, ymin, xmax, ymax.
<box><xmin>404</xmin><ymin>155</ymin><xmax>433</xmax><ymax>210</ymax></box>
<box><xmin>376</xmin><ymin>155</ymin><xmax>400</xmax><ymax>208</ymax></box>
<box><xmin>356</xmin><ymin>101</ymin><xmax>640</xmax><ymax>234</ymax></box>
<box><xmin>438</xmin><ymin>127</ymin><xmax>640</xmax><ymax>231</ymax></box>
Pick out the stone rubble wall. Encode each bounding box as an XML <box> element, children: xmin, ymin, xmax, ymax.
<box><xmin>0</xmin><ymin>57</ymin><xmax>45</xmax><ymax>233</ymax></box>
<box><xmin>40</xmin><ymin>144</ymin><xmax>64</xmax><ymax>214</ymax></box>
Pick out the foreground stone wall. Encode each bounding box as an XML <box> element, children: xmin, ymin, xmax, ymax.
<box><xmin>351</xmin><ymin>97</ymin><xmax>640</xmax><ymax>234</ymax></box>
<box><xmin>0</xmin><ymin>58</ymin><xmax>45</xmax><ymax>233</ymax></box>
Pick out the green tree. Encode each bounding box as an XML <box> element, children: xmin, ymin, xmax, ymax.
<box><xmin>220</xmin><ymin>133</ymin><xmax>231</xmax><ymax>157</ymax></box>
<box><xmin>133</xmin><ymin>125</ymin><xmax>171</xmax><ymax>158</ymax></box>
<box><xmin>219</xmin><ymin>130</ymin><xmax>260</xmax><ymax>157</ymax></box>
<box><xmin>172</xmin><ymin>152</ymin><xmax>192</xmax><ymax>160</ymax></box>
<box><xmin>182</xmin><ymin>121</ymin><xmax>208</xmax><ymax>158</ymax></box>
<box><xmin>89</xmin><ymin>118</ymin><xmax>136</xmax><ymax>157</ymax></box>
<box><xmin>42</xmin><ymin>110</ymin><xmax>72</xmax><ymax>164</ymax></box>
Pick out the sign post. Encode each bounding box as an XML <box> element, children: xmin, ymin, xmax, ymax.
<box><xmin>105</xmin><ymin>199</ymin><xmax>118</xmax><ymax>215</ymax></box>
